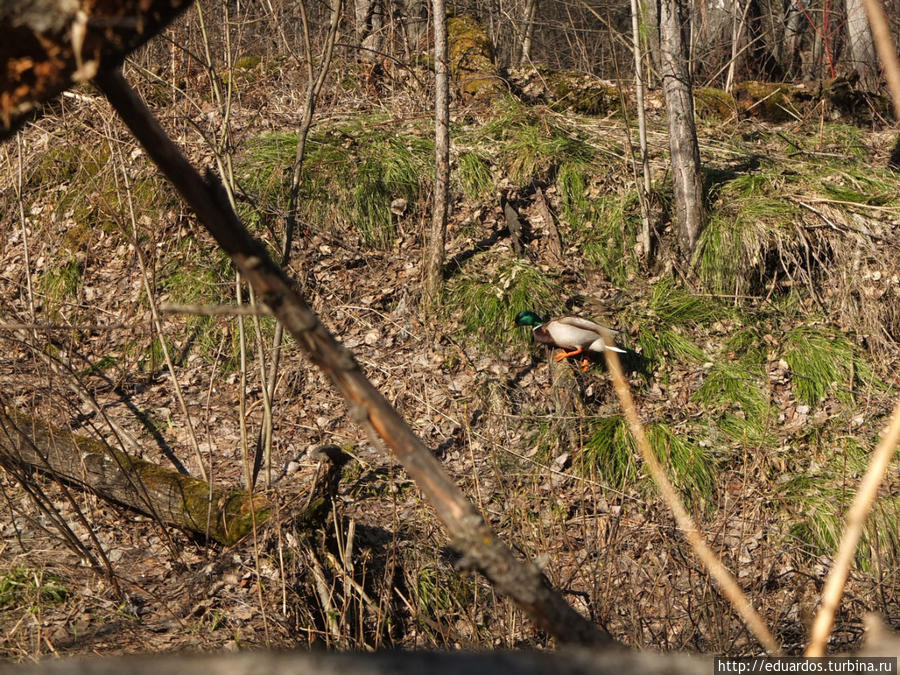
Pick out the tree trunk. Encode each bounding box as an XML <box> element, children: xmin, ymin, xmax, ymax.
<box><xmin>403</xmin><ymin>0</ymin><xmax>428</xmax><ymax>55</ymax></box>
<box><xmin>631</xmin><ymin>0</ymin><xmax>652</xmax><ymax>259</ymax></box>
<box><xmin>0</xmin><ymin>0</ymin><xmax>192</xmax><ymax>139</ymax></box>
<box><xmin>808</xmin><ymin>0</ymin><xmax>825</xmax><ymax>80</ymax></box>
<box><xmin>845</xmin><ymin>0</ymin><xmax>878</xmax><ymax>89</ymax></box>
<box><xmin>658</xmin><ymin>0</ymin><xmax>705</xmax><ymax>257</ymax></box>
<box><xmin>354</xmin><ymin>0</ymin><xmax>384</xmax><ymax>60</ymax></box>
<box><xmin>425</xmin><ymin>0</ymin><xmax>450</xmax><ymax>301</ymax></box>
<box><xmin>779</xmin><ymin>0</ymin><xmax>806</xmax><ymax>77</ymax></box>
<box><xmin>519</xmin><ymin>0</ymin><xmax>538</xmax><ymax>66</ymax></box>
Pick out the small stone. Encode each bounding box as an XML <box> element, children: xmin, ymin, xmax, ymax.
<box><xmin>390</xmin><ymin>197</ymin><xmax>407</xmax><ymax>215</ymax></box>
<box><xmin>553</xmin><ymin>452</ymin><xmax>571</xmax><ymax>469</ymax></box>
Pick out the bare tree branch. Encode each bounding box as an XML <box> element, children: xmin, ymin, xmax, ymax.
<box><xmin>93</xmin><ymin>66</ymin><xmax>614</xmax><ymax>647</ymax></box>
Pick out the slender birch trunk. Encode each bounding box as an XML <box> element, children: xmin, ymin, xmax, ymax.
<box><xmin>425</xmin><ymin>0</ymin><xmax>450</xmax><ymax>301</ymax></box>
<box><xmin>659</xmin><ymin>0</ymin><xmax>704</xmax><ymax>257</ymax></box>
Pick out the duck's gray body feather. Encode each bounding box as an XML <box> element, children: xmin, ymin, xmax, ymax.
<box><xmin>533</xmin><ymin>316</ymin><xmax>625</xmax><ymax>353</ymax></box>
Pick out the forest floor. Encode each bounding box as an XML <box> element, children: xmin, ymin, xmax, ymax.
<box><xmin>1</xmin><ymin>54</ymin><xmax>899</xmax><ymax>660</ymax></box>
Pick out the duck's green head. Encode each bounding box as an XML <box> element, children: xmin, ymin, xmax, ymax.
<box><xmin>514</xmin><ymin>310</ymin><xmax>545</xmax><ymax>327</ymax></box>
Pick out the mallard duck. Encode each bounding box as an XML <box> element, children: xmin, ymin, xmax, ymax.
<box><xmin>514</xmin><ymin>310</ymin><xmax>625</xmax><ymax>371</ymax></box>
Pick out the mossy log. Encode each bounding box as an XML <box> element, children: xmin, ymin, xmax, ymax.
<box><xmin>693</xmin><ymin>87</ymin><xmax>737</xmax><ymax>120</ymax></box>
<box><xmin>731</xmin><ymin>80</ymin><xmax>813</xmax><ymax>122</ymax></box>
<box><xmin>509</xmin><ymin>66</ymin><xmax>624</xmax><ymax>115</ymax></box>
<box><xmin>0</xmin><ymin>407</ymin><xmax>271</xmax><ymax>546</ymax></box>
<box><xmin>447</xmin><ymin>15</ymin><xmax>504</xmax><ymax>100</ymax></box>
<box><xmin>730</xmin><ymin>78</ymin><xmax>893</xmax><ymax>124</ymax></box>
<box><xmin>544</xmin><ymin>71</ymin><xmax>621</xmax><ymax>115</ymax></box>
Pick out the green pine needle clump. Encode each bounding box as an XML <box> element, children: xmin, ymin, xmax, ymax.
<box><xmin>457</xmin><ymin>150</ymin><xmax>494</xmax><ymax>200</ymax></box>
<box><xmin>694</xmin><ymin>361</ymin><xmax>772</xmax><ymax>445</ymax></box>
<box><xmin>580</xmin><ymin>417</ymin><xmax>715</xmax><ymax>507</ymax></box>
<box><xmin>783</xmin><ymin>325</ymin><xmax>876</xmax><ymax>406</ymax></box>
<box><xmin>627</xmin><ymin>279</ymin><xmax>731</xmax><ymax>368</ymax></box>
<box><xmin>0</xmin><ymin>566</ymin><xmax>70</xmax><ymax>610</ymax></box>
<box><xmin>241</xmin><ymin>117</ymin><xmax>433</xmax><ymax>249</ymax></box>
<box><xmin>448</xmin><ymin>258</ymin><xmax>565</xmax><ymax>352</ymax></box>
<box><xmin>477</xmin><ymin>99</ymin><xmax>594</xmax><ymax>185</ymax></box>
<box><xmin>782</xmin><ymin>438</ymin><xmax>900</xmax><ymax>571</ymax></box>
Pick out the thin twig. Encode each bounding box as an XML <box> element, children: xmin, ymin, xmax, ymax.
<box><xmin>308</xmin><ymin>548</ymin><xmax>342</xmax><ymax>644</ymax></box>
<box><xmin>602</xmin><ymin>344</ymin><xmax>782</xmax><ymax>655</ymax></box>
<box><xmin>96</xmin><ymin>66</ymin><xmax>613</xmax><ymax>647</ymax></box>
<box><xmin>804</xmin><ymin>397</ymin><xmax>900</xmax><ymax>656</ymax></box>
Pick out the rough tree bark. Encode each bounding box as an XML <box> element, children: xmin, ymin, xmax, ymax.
<box><xmin>354</xmin><ymin>0</ymin><xmax>384</xmax><ymax>60</ymax></box>
<box><xmin>774</xmin><ymin>0</ymin><xmax>806</xmax><ymax>78</ymax></box>
<box><xmin>0</xmin><ymin>0</ymin><xmax>192</xmax><ymax>136</ymax></box>
<box><xmin>658</xmin><ymin>0</ymin><xmax>705</xmax><ymax>257</ymax></box>
<box><xmin>845</xmin><ymin>0</ymin><xmax>879</xmax><ymax>90</ymax></box>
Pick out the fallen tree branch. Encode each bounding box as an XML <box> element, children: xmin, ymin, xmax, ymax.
<box><xmin>0</xmin><ymin>406</ymin><xmax>273</xmax><ymax>546</ymax></box>
<box><xmin>93</xmin><ymin>66</ymin><xmax>614</xmax><ymax>646</ymax></box>
<box><xmin>0</xmin><ymin>0</ymin><xmax>192</xmax><ymax>138</ymax></box>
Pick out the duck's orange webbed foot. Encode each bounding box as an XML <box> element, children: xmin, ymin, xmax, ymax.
<box><xmin>554</xmin><ymin>347</ymin><xmax>584</xmax><ymax>362</ymax></box>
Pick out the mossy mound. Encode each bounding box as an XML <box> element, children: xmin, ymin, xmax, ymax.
<box><xmin>546</xmin><ymin>71</ymin><xmax>621</xmax><ymax>115</ymax></box>
<box><xmin>732</xmin><ymin>81</ymin><xmax>815</xmax><ymax>122</ymax></box>
<box><xmin>732</xmin><ymin>78</ymin><xmax>894</xmax><ymax>124</ymax></box>
<box><xmin>694</xmin><ymin>87</ymin><xmax>736</xmax><ymax>120</ymax></box>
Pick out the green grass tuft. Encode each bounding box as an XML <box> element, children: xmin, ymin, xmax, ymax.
<box><xmin>580</xmin><ymin>417</ymin><xmax>715</xmax><ymax>506</ymax></box>
<box><xmin>782</xmin><ymin>438</ymin><xmax>900</xmax><ymax>571</ymax></box>
<box><xmin>627</xmin><ymin>279</ymin><xmax>727</xmax><ymax>368</ymax></box>
<box><xmin>476</xmin><ymin>99</ymin><xmax>594</xmax><ymax>185</ymax></box>
<box><xmin>457</xmin><ymin>150</ymin><xmax>494</xmax><ymax>200</ymax></box>
<box><xmin>157</xmin><ymin>246</ymin><xmax>236</xmax><ymax>369</ymax></box>
<box><xmin>0</xmin><ymin>566</ymin><xmax>70</xmax><ymax>610</ymax></box>
<box><xmin>240</xmin><ymin>116</ymin><xmax>433</xmax><ymax>249</ymax></box>
<box><xmin>649</xmin><ymin>279</ymin><xmax>731</xmax><ymax>325</ymax></box>
<box><xmin>38</xmin><ymin>259</ymin><xmax>82</xmax><ymax>319</ymax></box>
<box><xmin>694</xmin><ymin>362</ymin><xmax>772</xmax><ymax>445</ymax></box>
<box><xmin>39</xmin><ymin>259</ymin><xmax>81</xmax><ymax>302</ymax></box>
<box><xmin>783</xmin><ymin>325</ymin><xmax>874</xmax><ymax>406</ymax></box>
<box><xmin>447</xmin><ymin>257</ymin><xmax>565</xmax><ymax>352</ymax></box>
